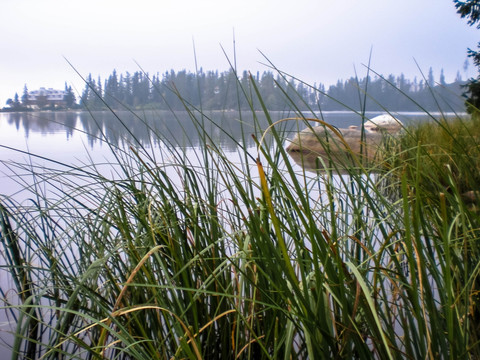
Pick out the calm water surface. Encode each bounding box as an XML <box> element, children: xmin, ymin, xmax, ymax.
<box><xmin>0</xmin><ymin>109</ymin><xmax>464</xmax><ymax>199</ymax></box>
<box><xmin>0</xmin><ymin>109</ymin><xmax>466</xmax><ymax>202</ymax></box>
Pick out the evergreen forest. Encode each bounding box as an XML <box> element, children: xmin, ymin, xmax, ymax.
<box><xmin>80</xmin><ymin>68</ymin><xmax>467</xmax><ymax>112</ymax></box>
<box><xmin>2</xmin><ymin>68</ymin><xmax>468</xmax><ymax>112</ymax></box>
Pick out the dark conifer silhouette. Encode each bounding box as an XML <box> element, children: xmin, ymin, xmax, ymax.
<box><xmin>78</xmin><ymin>69</ymin><xmax>466</xmax><ymax>112</ymax></box>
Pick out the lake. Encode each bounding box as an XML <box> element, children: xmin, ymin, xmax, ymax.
<box><xmin>0</xmin><ymin>109</ymin><xmax>461</xmax><ymax>200</ymax></box>
<box><xmin>0</xmin><ymin>109</ymin><xmax>465</xmax><ymax>204</ymax></box>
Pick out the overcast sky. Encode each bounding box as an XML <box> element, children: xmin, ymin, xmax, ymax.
<box><xmin>0</xmin><ymin>0</ymin><xmax>478</xmax><ymax>106</ymax></box>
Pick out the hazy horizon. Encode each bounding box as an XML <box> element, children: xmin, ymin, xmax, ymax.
<box><xmin>1</xmin><ymin>0</ymin><xmax>478</xmax><ymax>107</ymax></box>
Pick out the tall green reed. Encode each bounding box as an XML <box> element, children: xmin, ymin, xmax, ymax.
<box><xmin>0</xmin><ymin>65</ymin><xmax>479</xmax><ymax>359</ymax></box>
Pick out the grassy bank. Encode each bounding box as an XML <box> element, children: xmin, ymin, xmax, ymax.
<box><xmin>0</xmin><ymin>73</ymin><xmax>479</xmax><ymax>359</ymax></box>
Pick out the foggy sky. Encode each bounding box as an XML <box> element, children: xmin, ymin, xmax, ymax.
<box><xmin>0</xmin><ymin>0</ymin><xmax>478</xmax><ymax>107</ymax></box>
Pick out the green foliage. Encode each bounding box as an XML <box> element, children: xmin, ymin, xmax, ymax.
<box><xmin>380</xmin><ymin>113</ymin><xmax>480</xmax><ymax>358</ymax></box>
<box><xmin>387</xmin><ymin>116</ymin><xmax>480</xmax><ymax>198</ymax></box>
<box><xmin>1</xmin><ymin>70</ymin><xmax>480</xmax><ymax>359</ymax></box>
<box><xmin>454</xmin><ymin>0</ymin><xmax>480</xmax><ymax>112</ymax></box>
<box><xmin>455</xmin><ymin>0</ymin><xmax>480</xmax><ymax>28</ymax></box>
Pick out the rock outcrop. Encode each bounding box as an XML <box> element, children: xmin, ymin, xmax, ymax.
<box><xmin>286</xmin><ymin>114</ymin><xmax>402</xmax><ymax>171</ymax></box>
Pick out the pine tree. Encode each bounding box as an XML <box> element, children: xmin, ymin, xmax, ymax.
<box><xmin>21</xmin><ymin>84</ymin><xmax>29</xmax><ymax>107</ymax></box>
<box><xmin>80</xmin><ymin>74</ymin><xmax>92</xmax><ymax>106</ymax></box>
<box><xmin>104</xmin><ymin>70</ymin><xmax>119</xmax><ymax>107</ymax></box>
<box><xmin>123</xmin><ymin>72</ymin><xmax>133</xmax><ymax>106</ymax></box>
<box><xmin>427</xmin><ymin>67</ymin><xmax>435</xmax><ymax>86</ymax></box>
<box><xmin>454</xmin><ymin>0</ymin><xmax>480</xmax><ymax>111</ymax></box>
<box><xmin>440</xmin><ymin>69</ymin><xmax>446</xmax><ymax>86</ymax></box>
<box><xmin>456</xmin><ymin>71</ymin><xmax>463</xmax><ymax>82</ymax></box>
<box><xmin>96</xmin><ymin>76</ymin><xmax>103</xmax><ymax>106</ymax></box>
<box><xmin>64</xmin><ymin>83</ymin><xmax>76</xmax><ymax>108</ymax></box>
<box><xmin>13</xmin><ymin>93</ymin><xmax>21</xmax><ymax>109</ymax></box>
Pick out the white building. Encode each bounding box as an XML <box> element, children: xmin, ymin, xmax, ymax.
<box><xmin>28</xmin><ymin>87</ymin><xmax>67</xmax><ymax>108</ymax></box>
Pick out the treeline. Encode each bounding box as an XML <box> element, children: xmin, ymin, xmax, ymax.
<box><xmin>81</xmin><ymin>68</ymin><xmax>467</xmax><ymax>112</ymax></box>
<box><xmin>3</xmin><ymin>68</ymin><xmax>466</xmax><ymax>112</ymax></box>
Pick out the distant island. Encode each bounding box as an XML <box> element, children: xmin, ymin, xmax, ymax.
<box><xmin>2</xmin><ymin>68</ymin><xmax>468</xmax><ymax>113</ymax></box>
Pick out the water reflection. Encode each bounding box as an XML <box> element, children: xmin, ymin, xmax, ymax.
<box><xmin>2</xmin><ymin>110</ymin><xmax>292</xmax><ymax>152</ymax></box>
<box><xmin>2</xmin><ymin>110</ymin><xmax>464</xmax><ymax>152</ymax></box>
<box><xmin>5</xmin><ymin>111</ymin><xmax>78</xmax><ymax>138</ymax></box>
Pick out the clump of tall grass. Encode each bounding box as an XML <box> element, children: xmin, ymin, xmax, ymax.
<box><xmin>0</xmin><ymin>69</ymin><xmax>479</xmax><ymax>359</ymax></box>
<box><xmin>385</xmin><ymin>114</ymin><xmax>480</xmax><ymax>203</ymax></box>
<box><xmin>378</xmin><ymin>111</ymin><xmax>480</xmax><ymax>358</ymax></box>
